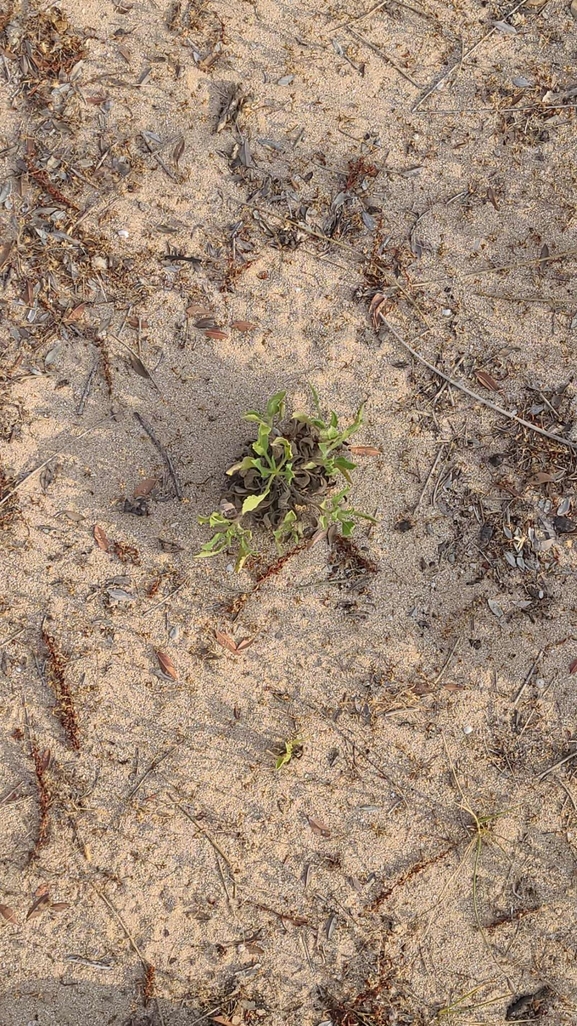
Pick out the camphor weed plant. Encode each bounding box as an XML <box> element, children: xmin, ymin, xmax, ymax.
<box><xmin>196</xmin><ymin>389</ymin><xmax>376</xmax><ymax>569</ymax></box>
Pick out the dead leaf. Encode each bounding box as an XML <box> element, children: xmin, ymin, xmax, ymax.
<box><xmin>186</xmin><ymin>304</ymin><xmax>212</xmax><ymax>318</ymax></box>
<box><xmin>155</xmin><ymin>649</ymin><xmax>177</xmax><ymax>680</ymax></box>
<box><xmin>173</xmin><ymin>138</ymin><xmax>185</xmax><ymax>164</ymax></box>
<box><xmin>127</xmin><ymin>316</ymin><xmax>149</xmax><ymax>329</ymax></box>
<box><xmin>38</xmin><ymin>748</ymin><xmax>51</xmax><ymax>772</ymax></box>
<box><xmin>487</xmin><ymin>598</ymin><xmax>504</xmax><ymax>618</ymax></box>
<box><xmin>127</xmin><ymin>352</ymin><xmax>154</xmax><ymax>382</ymax></box>
<box><xmin>214</xmin><ymin>631</ymin><xmax>253</xmax><ymax>654</ymax></box>
<box><xmin>486</xmin><ymin>186</ymin><xmax>499</xmax><ymax>211</ymax></box>
<box><xmin>306</xmin><ymin>815</ymin><xmax>331</xmax><ymax>838</ymax></box>
<box><xmin>527</xmin><ymin>472</ymin><xmax>558</xmax><ymax>485</ymax></box>
<box><xmin>158</xmin><ymin>537</ymin><xmax>184</xmax><ymax>553</ymax></box>
<box><xmin>204</xmin><ymin>329</ymin><xmax>228</xmax><ymax>340</ymax></box>
<box><xmin>49</xmin><ymin>902</ymin><xmax>70</xmax><ymax>912</ymax></box>
<box><xmin>194</xmin><ymin>316</ymin><xmax>218</xmax><ymax>329</ymax></box>
<box><xmin>231</xmin><ymin>320</ymin><xmax>257</xmax><ymax>332</ymax></box>
<box><xmin>475</xmin><ymin>370</ymin><xmax>501</xmax><ymax>392</ymax></box>
<box><xmin>133</xmin><ymin>477</ymin><xmax>157</xmax><ymax>498</ymax></box>
<box><xmin>93</xmin><ymin>525</ymin><xmax>110</xmax><ymax>552</ymax></box>
<box><xmin>63</xmin><ymin>303</ymin><xmax>86</xmax><ymax>322</ymax></box>
<box><xmin>210</xmin><ymin>1017</ymin><xmax>236</xmax><ymax>1026</ymax></box>
<box><xmin>215</xmin><ymin>630</ymin><xmax>239</xmax><ymax>654</ymax></box>
<box><xmin>0</xmin><ymin>241</ymin><xmax>14</xmax><ymax>270</ymax></box>
<box><xmin>569</xmin><ymin>658</ymin><xmax>577</xmax><ymax>674</ymax></box>
<box><xmin>26</xmin><ymin>891</ymin><xmax>50</xmax><ymax>920</ymax></box>
<box><xmin>62</xmin><ymin>510</ymin><xmax>85</xmax><ymax>523</ymax></box>
<box><xmin>326</xmin><ymin>913</ymin><xmax>337</xmax><ymax>940</ymax></box>
<box><xmin>0</xmin><ymin>904</ymin><xmax>17</xmax><ymax>924</ymax></box>
<box><xmin>349</xmin><ymin>445</ymin><xmax>381</xmax><ymax>456</ymax></box>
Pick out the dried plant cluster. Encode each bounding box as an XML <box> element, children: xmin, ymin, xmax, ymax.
<box><xmin>0</xmin><ymin>462</ymin><xmax>18</xmax><ymax>529</ymax></box>
<box><xmin>41</xmin><ymin>627</ymin><xmax>81</xmax><ymax>750</ymax></box>
<box><xmin>197</xmin><ymin>391</ymin><xmax>375</xmax><ymax>569</ymax></box>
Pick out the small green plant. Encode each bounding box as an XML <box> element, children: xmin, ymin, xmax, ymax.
<box><xmin>196</xmin><ymin>389</ymin><xmax>376</xmax><ymax>569</ymax></box>
<box><xmin>274</xmin><ymin>737</ymin><xmax>304</xmax><ymax>770</ymax></box>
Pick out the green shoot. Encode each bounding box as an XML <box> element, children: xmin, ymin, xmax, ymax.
<box><xmin>274</xmin><ymin>737</ymin><xmax>304</xmax><ymax>770</ymax></box>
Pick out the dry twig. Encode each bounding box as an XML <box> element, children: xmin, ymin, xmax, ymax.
<box><xmin>134</xmin><ymin>413</ymin><xmax>183</xmax><ymax>500</ymax></box>
<box><xmin>378</xmin><ymin>316</ymin><xmax>577</xmax><ymax>453</ymax></box>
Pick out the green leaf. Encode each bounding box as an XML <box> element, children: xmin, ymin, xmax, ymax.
<box><xmin>198</xmin><ymin>510</ymin><xmax>229</xmax><ymax>528</ymax></box>
<box><xmin>339</xmin><ymin>401</ymin><xmax>365</xmax><ymax>442</ymax></box>
<box><xmin>271</xmin><ymin>436</ymin><xmax>293</xmax><ymax>466</ymax></box>
<box><xmin>243</xmin><ymin>411</ymin><xmax>267</xmax><ymax>426</ymax></box>
<box><xmin>332</xmin><ymin>456</ymin><xmax>356</xmax><ymax>472</ymax></box>
<box><xmin>227</xmin><ymin>455</ymin><xmax>258</xmax><ymax>475</ymax></box>
<box><xmin>196</xmin><ymin>533</ymin><xmax>229</xmax><ymax>556</ymax></box>
<box><xmin>349</xmin><ymin>509</ymin><xmax>378</xmax><ymax>523</ymax></box>
<box><xmin>266</xmin><ymin>390</ymin><xmax>286</xmax><ymax>422</ymax></box>
<box><xmin>235</xmin><ymin>528</ymin><xmax>254</xmax><ymax>569</ymax></box>
<box><xmin>291</xmin><ymin>412</ymin><xmax>325</xmax><ymax>429</ymax></box>
<box><xmin>308</xmin><ymin>382</ymin><xmax>322</xmax><ymax>415</ymax></box>
<box><xmin>241</xmin><ymin>491</ymin><xmax>269</xmax><ymax>514</ymax></box>
<box><xmin>273</xmin><ymin>509</ymin><xmax>299</xmax><ymax>549</ymax></box>
<box><xmin>252</xmin><ymin>422</ymin><xmax>272</xmax><ymax>457</ymax></box>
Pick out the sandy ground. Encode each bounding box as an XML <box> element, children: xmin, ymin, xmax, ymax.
<box><xmin>1</xmin><ymin>0</ymin><xmax>577</xmax><ymax>1023</ymax></box>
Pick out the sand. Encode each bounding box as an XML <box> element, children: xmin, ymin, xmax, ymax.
<box><xmin>1</xmin><ymin>0</ymin><xmax>577</xmax><ymax>1023</ymax></box>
